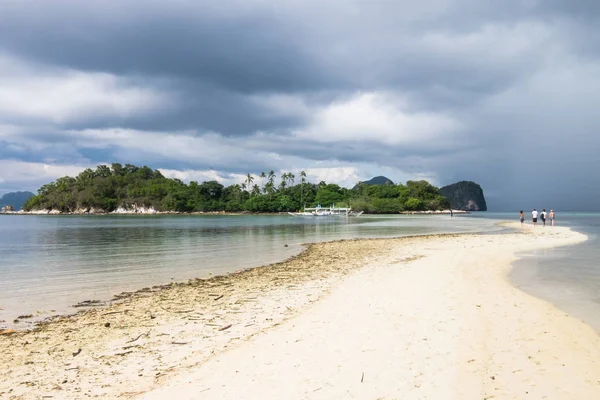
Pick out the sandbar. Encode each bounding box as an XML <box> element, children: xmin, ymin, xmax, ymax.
<box><xmin>1</xmin><ymin>223</ymin><xmax>599</xmax><ymax>399</ymax></box>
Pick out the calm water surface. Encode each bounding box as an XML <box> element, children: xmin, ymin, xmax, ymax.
<box><xmin>0</xmin><ymin>214</ymin><xmax>502</xmax><ymax>327</ymax></box>
<box><xmin>471</xmin><ymin>212</ymin><xmax>600</xmax><ymax>332</ymax></box>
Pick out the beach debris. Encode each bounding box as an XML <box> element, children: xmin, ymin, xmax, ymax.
<box><xmin>219</xmin><ymin>324</ymin><xmax>233</xmax><ymax>331</ymax></box>
<box><xmin>213</xmin><ymin>295</ymin><xmax>224</xmax><ymax>301</ymax></box>
<box><xmin>361</xmin><ymin>372</ymin><xmax>364</xmax><ymax>383</ymax></box>
<box><xmin>171</xmin><ymin>341</ymin><xmax>189</xmax><ymax>345</ymax></box>
<box><xmin>72</xmin><ymin>348</ymin><xmax>82</xmax><ymax>357</ymax></box>
<box><xmin>127</xmin><ymin>330</ymin><xmax>151</xmax><ymax>343</ymax></box>
<box><xmin>0</xmin><ymin>328</ymin><xmax>15</xmax><ymax>335</ymax></box>
<box><xmin>17</xmin><ymin>314</ymin><xmax>33</xmax><ymax>319</ymax></box>
<box><xmin>172</xmin><ymin>309</ymin><xmax>194</xmax><ymax>314</ymax></box>
<box><xmin>104</xmin><ymin>322</ymin><xmax>111</xmax><ymax>328</ymax></box>
<box><xmin>102</xmin><ymin>310</ymin><xmax>129</xmax><ymax>316</ymax></box>
<box><xmin>73</xmin><ymin>300</ymin><xmax>103</xmax><ymax>308</ymax></box>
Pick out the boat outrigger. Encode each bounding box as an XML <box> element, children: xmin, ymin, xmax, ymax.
<box><xmin>288</xmin><ymin>204</ymin><xmax>364</xmax><ymax>217</ymax></box>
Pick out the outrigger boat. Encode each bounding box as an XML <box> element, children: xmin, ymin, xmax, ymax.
<box><xmin>288</xmin><ymin>204</ymin><xmax>364</xmax><ymax>217</ymax></box>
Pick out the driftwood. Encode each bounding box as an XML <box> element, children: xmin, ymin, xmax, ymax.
<box><xmin>213</xmin><ymin>295</ymin><xmax>224</xmax><ymax>301</ymax></box>
<box><xmin>72</xmin><ymin>348</ymin><xmax>82</xmax><ymax>357</ymax></box>
<box><xmin>73</xmin><ymin>300</ymin><xmax>104</xmax><ymax>308</ymax></box>
<box><xmin>102</xmin><ymin>310</ymin><xmax>130</xmax><ymax>316</ymax></box>
<box><xmin>219</xmin><ymin>324</ymin><xmax>232</xmax><ymax>331</ymax></box>
<box><xmin>127</xmin><ymin>330</ymin><xmax>151</xmax><ymax>343</ymax></box>
<box><xmin>171</xmin><ymin>341</ymin><xmax>189</xmax><ymax>345</ymax></box>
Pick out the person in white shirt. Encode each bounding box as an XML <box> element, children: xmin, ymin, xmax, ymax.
<box><xmin>532</xmin><ymin>209</ymin><xmax>539</xmax><ymax>226</ymax></box>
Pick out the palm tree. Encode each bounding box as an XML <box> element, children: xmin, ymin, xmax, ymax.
<box><xmin>300</xmin><ymin>170</ymin><xmax>307</xmax><ymax>206</ymax></box>
<box><xmin>252</xmin><ymin>184</ymin><xmax>261</xmax><ymax>196</ymax></box>
<box><xmin>246</xmin><ymin>173</ymin><xmax>254</xmax><ymax>196</ymax></box>
<box><xmin>260</xmin><ymin>172</ymin><xmax>266</xmax><ymax>192</ymax></box>
<box><xmin>288</xmin><ymin>173</ymin><xmax>295</xmax><ymax>186</ymax></box>
<box><xmin>231</xmin><ymin>184</ymin><xmax>242</xmax><ymax>202</ymax></box>
<box><xmin>268</xmin><ymin>170</ymin><xmax>275</xmax><ymax>187</ymax></box>
<box><xmin>265</xmin><ymin>181</ymin><xmax>274</xmax><ymax>200</ymax></box>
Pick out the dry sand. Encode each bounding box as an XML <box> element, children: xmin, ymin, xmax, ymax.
<box><xmin>2</xmin><ymin>223</ymin><xmax>599</xmax><ymax>399</ymax></box>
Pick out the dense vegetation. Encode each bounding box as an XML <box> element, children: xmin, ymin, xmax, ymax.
<box><xmin>24</xmin><ymin>164</ymin><xmax>452</xmax><ymax>213</ymax></box>
<box><xmin>0</xmin><ymin>191</ymin><xmax>35</xmax><ymax>210</ymax></box>
<box><xmin>439</xmin><ymin>181</ymin><xmax>487</xmax><ymax>211</ymax></box>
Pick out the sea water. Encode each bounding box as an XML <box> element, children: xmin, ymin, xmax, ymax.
<box><xmin>0</xmin><ymin>214</ymin><xmax>502</xmax><ymax>327</ymax></box>
<box><xmin>509</xmin><ymin>212</ymin><xmax>600</xmax><ymax>332</ymax></box>
<box><xmin>468</xmin><ymin>212</ymin><xmax>600</xmax><ymax>332</ymax></box>
<box><xmin>2</xmin><ymin>213</ymin><xmax>599</xmax><ymax>333</ymax></box>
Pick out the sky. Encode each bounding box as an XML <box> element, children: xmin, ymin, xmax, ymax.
<box><xmin>0</xmin><ymin>0</ymin><xmax>599</xmax><ymax>211</ymax></box>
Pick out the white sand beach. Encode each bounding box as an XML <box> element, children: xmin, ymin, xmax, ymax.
<box><xmin>2</xmin><ymin>224</ymin><xmax>600</xmax><ymax>399</ymax></box>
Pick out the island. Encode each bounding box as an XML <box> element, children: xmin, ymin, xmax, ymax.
<box><xmin>0</xmin><ymin>191</ymin><xmax>34</xmax><ymax>211</ymax></box>
<box><xmin>18</xmin><ymin>164</ymin><xmax>485</xmax><ymax>215</ymax></box>
<box><xmin>439</xmin><ymin>181</ymin><xmax>488</xmax><ymax>211</ymax></box>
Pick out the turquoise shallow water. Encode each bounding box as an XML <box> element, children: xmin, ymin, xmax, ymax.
<box><xmin>472</xmin><ymin>212</ymin><xmax>600</xmax><ymax>332</ymax></box>
<box><xmin>0</xmin><ymin>214</ymin><xmax>502</xmax><ymax>327</ymax></box>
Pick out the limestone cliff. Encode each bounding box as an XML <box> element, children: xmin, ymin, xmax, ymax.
<box><xmin>439</xmin><ymin>181</ymin><xmax>487</xmax><ymax>211</ymax></box>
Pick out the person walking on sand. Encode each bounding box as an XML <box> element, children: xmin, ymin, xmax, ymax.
<box><xmin>549</xmin><ymin>209</ymin><xmax>556</xmax><ymax>226</ymax></box>
<box><xmin>532</xmin><ymin>208</ymin><xmax>538</xmax><ymax>226</ymax></box>
<box><xmin>519</xmin><ymin>210</ymin><xmax>525</xmax><ymax>227</ymax></box>
<box><xmin>540</xmin><ymin>209</ymin><xmax>547</xmax><ymax>227</ymax></box>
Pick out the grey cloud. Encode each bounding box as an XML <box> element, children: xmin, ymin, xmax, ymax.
<box><xmin>0</xmin><ymin>1</ymin><xmax>335</xmax><ymax>93</ymax></box>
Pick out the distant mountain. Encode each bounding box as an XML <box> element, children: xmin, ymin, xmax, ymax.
<box><xmin>361</xmin><ymin>176</ymin><xmax>395</xmax><ymax>185</ymax></box>
<box><xmin>439</xmin><ymin>181</ymin><xmax>487</xmax><ymax>211</ymax></box>
<box><xmin>0</xmin><ymin>191</ymin><xmax>35</xmax><ymax>210</ymax></box>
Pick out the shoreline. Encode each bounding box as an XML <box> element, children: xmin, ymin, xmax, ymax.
<box><xmin>0</xmin><ymin>209</ymin><xmax>470</xmax><ymax>216</ymax></box>
<box><xmin>2</xmin><ymin>224</ymin><xmax>597</xmax><ymax>399</ymax></box>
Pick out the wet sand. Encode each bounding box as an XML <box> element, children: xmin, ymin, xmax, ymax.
<box><xmin>2</xmin><ymin>224</ymin><xmax>599</xmax><ymax>399</ymax></box>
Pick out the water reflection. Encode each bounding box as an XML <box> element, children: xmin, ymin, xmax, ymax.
<box><xmin>0</xmin><ymin>214</ymin><xmax>500</xmax><ymax>326</ymax></box>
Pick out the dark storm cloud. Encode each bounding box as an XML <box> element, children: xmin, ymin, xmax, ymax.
<box><xmin>0</xmin><ymin>1</ymin><xmax>340</xmax><ymax>135</ymax></box>
<box><xmin>0</xmin><ymin>1</ymin><xmax>333</xmax><ymax>93</ymax></box>
<box><xmin>61</xmin><ymin>81</ymin><xmax>308</xmax><ymax>135</ymax></box>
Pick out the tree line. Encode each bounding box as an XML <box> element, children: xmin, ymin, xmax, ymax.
<box><xmin>23</xmin><ymin>163</ymin><xmax>451</xmax><ymax>213</ymax></box>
